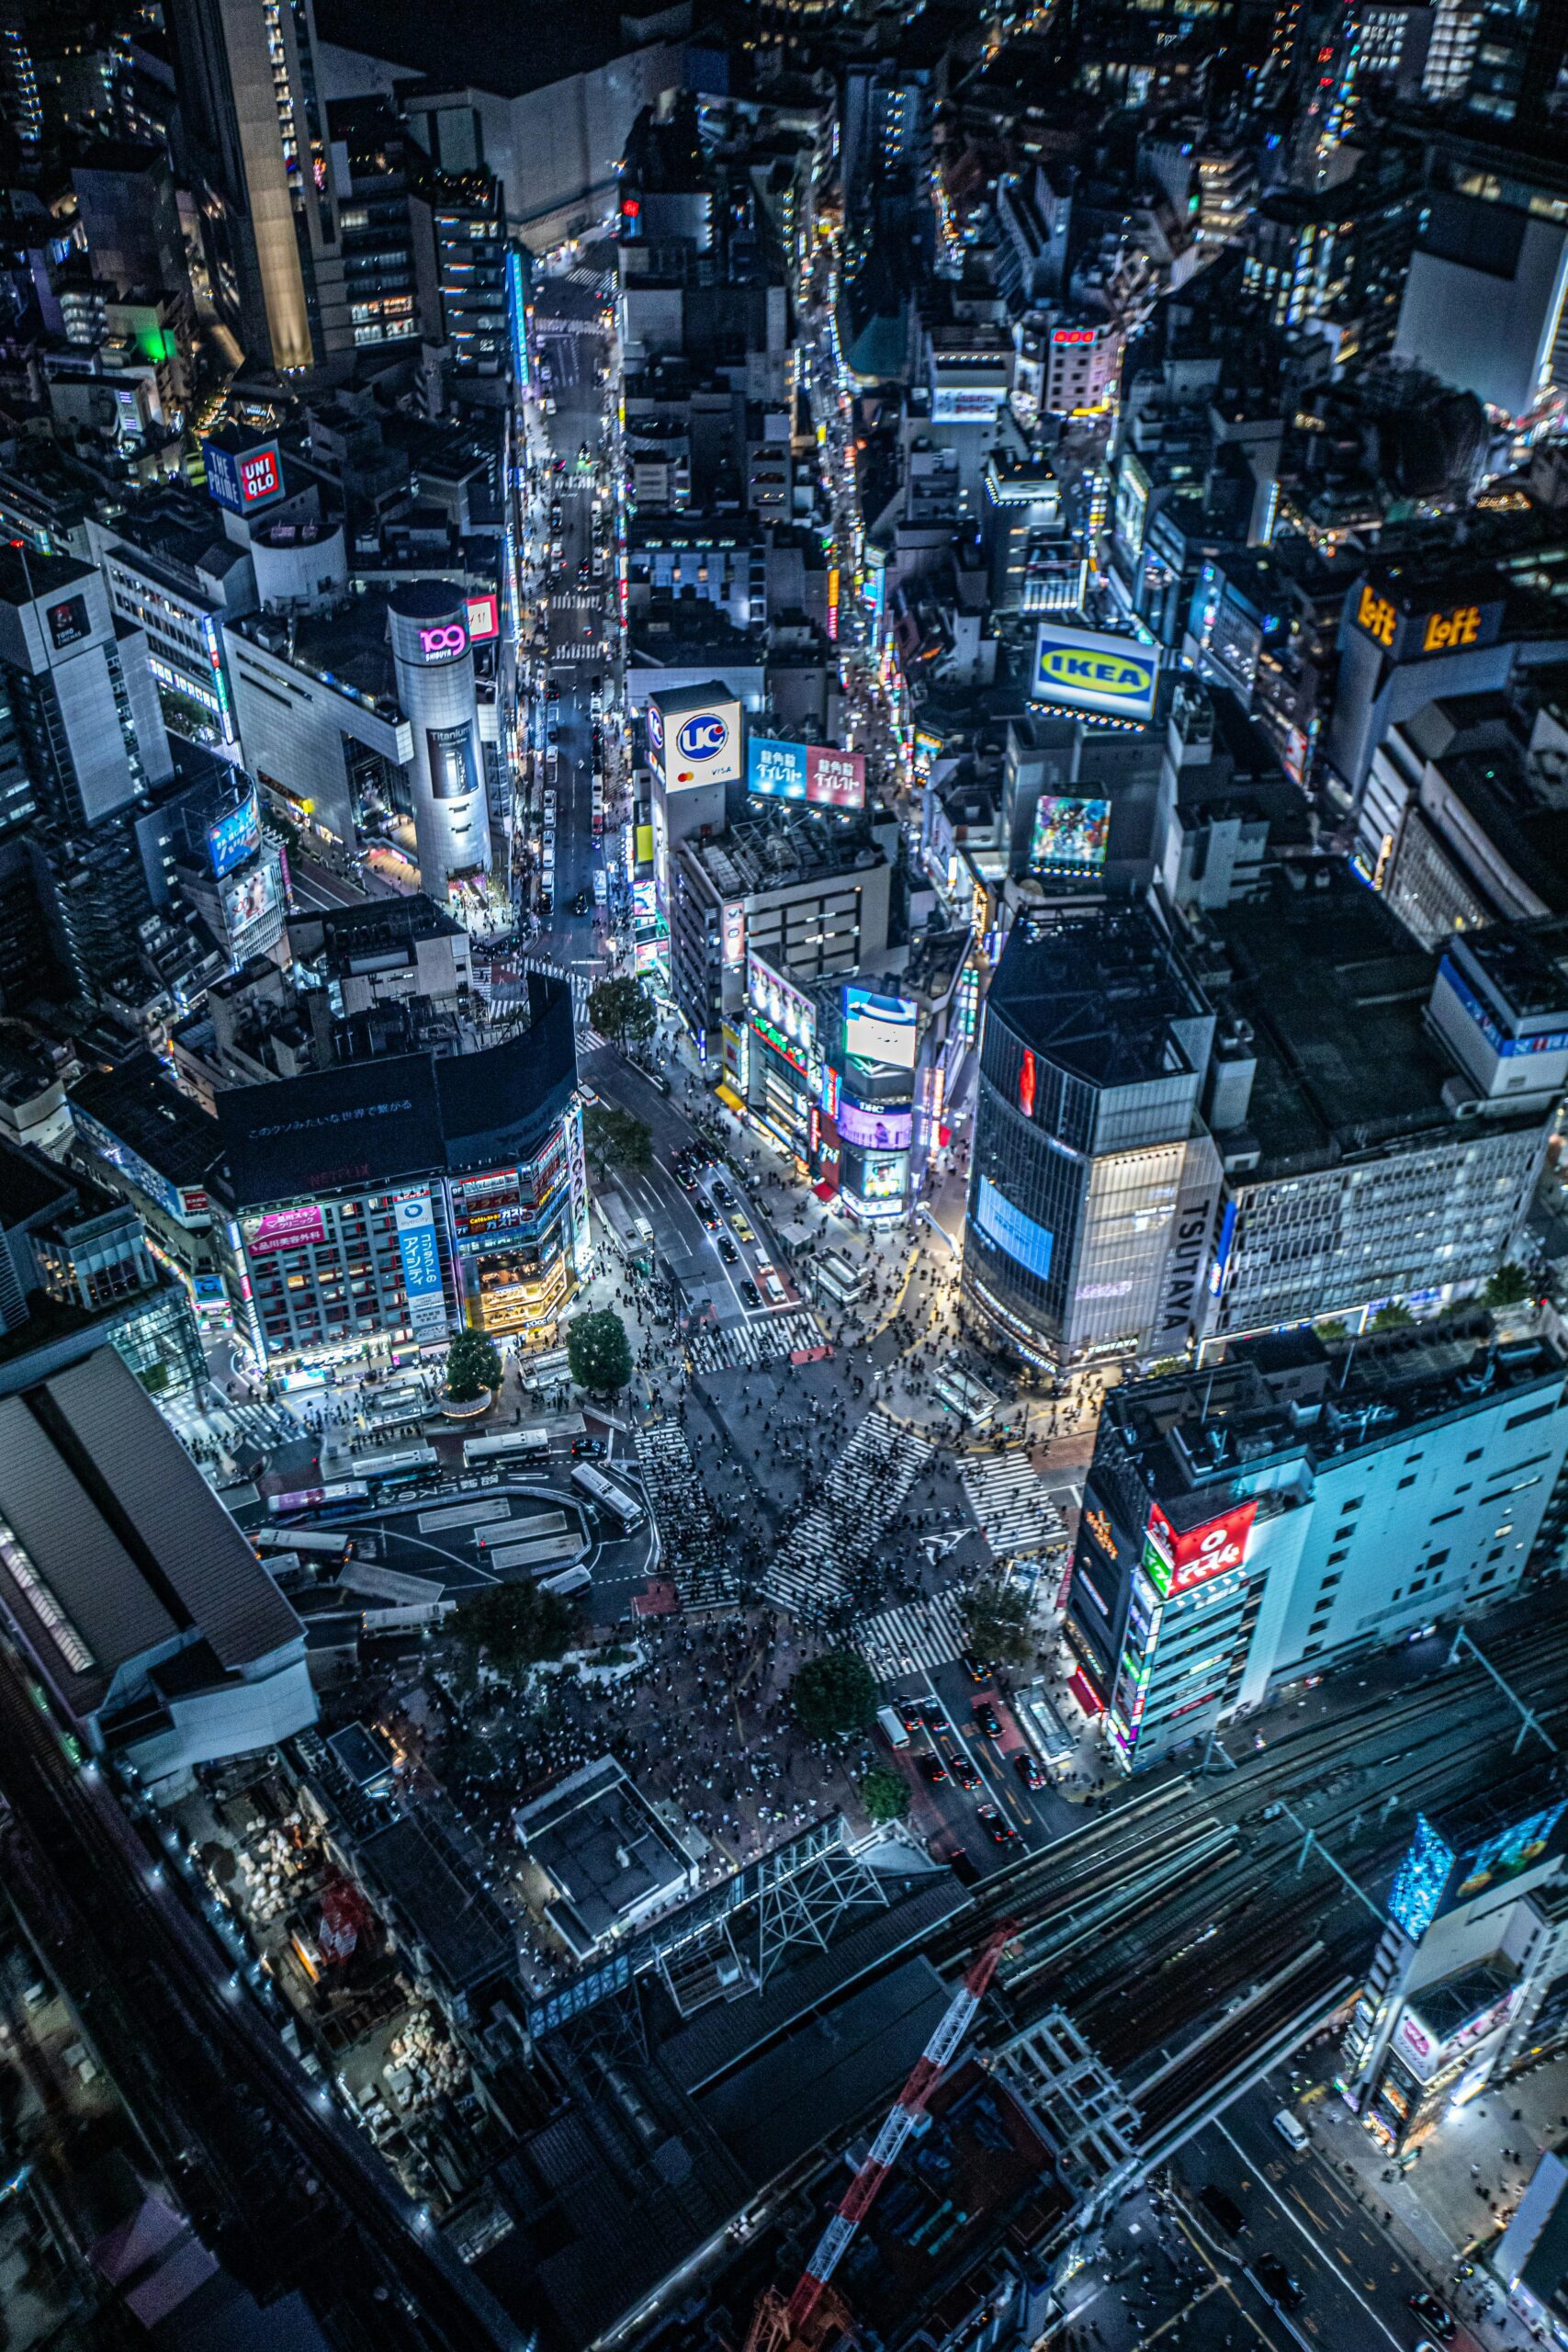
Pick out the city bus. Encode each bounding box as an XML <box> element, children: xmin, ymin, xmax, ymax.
<box><xmin>539</xmin><ymin>1563</ymin><xmax>591</xmax><ymax>1597</ymax></box>
<box><xmin>349</xmin><ymin>1442</ymin><xmax>438</xmax><ymax>1486</ymax></box>
<box><xmin>463</xmin><ymin>1428</ymin><xmax>551</xmax><ymax>1469</ymax></box>
<box><xmin>267</xmin><ymin>1478</ymin><xmax>369</xmax><ymax>1514</ymax></box>
<box><xmin>520</xmin><ymin>1347</ymin><xmax>571</xmax><ymax>1388</ymax></box>
<box><xmin>256</xmin><ymin>1526</ymin><xmax>353</xmax><ymax>1558</ymax></box>
<box><xmin>570</xmin><ymin>1461</ymin><xmax>645</xmax><ymax>1532</ymax></box>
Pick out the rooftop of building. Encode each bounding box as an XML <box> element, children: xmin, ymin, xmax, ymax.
<box><xmin>1459</xmin><ymin>921</ymin><xmax>1568</xmax><ymax>1021</ymax></box>
<box><xmin>0</xmin><ymin>1346</ymin><xmax>302</xmax><ymax>1718</ymax></box>
<box><xmin>985</xmin><ymin>905</ymin><xmax>1208</xmax><ymax>1089</ymax></box>
<box><xmin>691</xmin><ymin>806</ymin><xmax>894</xmax><ymax>899</ymax></box>
<box><xmin>355</xmin><ymin>1809</ymin><xmax>514</xmax><ymax>1995</ymax></box>
<box><xmin>69</xmin><ymin>1052</ymin><xmax>220</xmax><ymax>1190</ymax></box>
<box><xmin>0</xmin><ymin>1133</ymin><xmax>73</xmax><ymax>1226</ymax></box>
<box><xmin>291</xmin><ymin>891</ymin><xmax>466</xmax><ymax>968</ymax></box>
<box><xmin>1091</xmin><ymin>1314</ymin><xmax>1567</xmax><ymax>1537</ymax></box>
<box><xmin>314</xmin><ymin>0</ymin><xmax>682</xmax><ymax>102</ymax></box>
<box><xmin>235</xmin><ymin>598</ymin><xmax>400</xmax><ymax>715</ymax></box>
<box><xmin>514</xmin><ymin>1756</ymin><xmax>689</xmax><ymax>1952</ymax></box>
<box><xmin>1202</xmin><ymin>863</ymin><xmax>1540</xmax><ymax>1170</ymax></box>
<box><xmin>105</xmin><ymin>488</ymin><xmax>254</xmax><ymax>593</ymax></box>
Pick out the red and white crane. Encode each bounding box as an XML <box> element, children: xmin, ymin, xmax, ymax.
<box><xmin>744</xmin><ymin>1920</ymin><xmax>1017</xmax><ymax>2352</ymax></box>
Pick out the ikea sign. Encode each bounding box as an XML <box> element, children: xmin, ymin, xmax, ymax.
<box><xmin>1032</xmin><ymin>623</ymin><xmax>1158</xmax><ymax>721</ymax></box>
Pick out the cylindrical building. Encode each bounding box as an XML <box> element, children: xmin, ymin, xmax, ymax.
<box><xmin>387</xmin><ymin>581</ymin><xmax>491</xmax><ymax>907</ymax></box>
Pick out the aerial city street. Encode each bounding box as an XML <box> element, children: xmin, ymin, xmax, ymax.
<box><xmin>3</xmin><ymin>4</ymin><xmax>1568</xmax><ymax>2352</ymax></box>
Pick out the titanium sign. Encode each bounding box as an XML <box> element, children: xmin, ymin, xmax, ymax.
<box><xmin>394</xmin><ymin>1190</ymin><xmax>449</xmax><ymax>1341</ymax></box>
<box><xmin>1032</xmin><ymin>623</ymin><xmax>1158</xmax><ymax>721</ymax></box>
<box><xmin>1143</xmin><ymin>1498</ymin><xmax>1256</xmax><ymax>1598</ymax></box>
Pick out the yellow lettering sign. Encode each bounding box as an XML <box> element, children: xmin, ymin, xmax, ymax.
<box><xmin>1356</xmin><ymin>583</ymin><xmax>1399</xmax><ymax>649</ymax></box>
<box><xmin>1421</xmin><ymin>605</ymin><xmax>1481</xmax><ymax>653</ymax></box>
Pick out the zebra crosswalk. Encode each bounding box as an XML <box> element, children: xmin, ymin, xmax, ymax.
<box><xmin>485</xmin><ymin>957</ymin><xmax>593</xmax><ymax>1021</ymax></box>
<box><xmin>551</xmin><ymin>639</ymin><xmax>604</xmax><ymax>662</ymax></box>
<box><xmin>853</xmin><ymin>1589</ymin><xmax>969</xmax><ymax>1684</ymax></box>
<box><xmin>761</xmin><ymin>1407</ymin><xmax>932</xmax><ymax>1621</ymax></box>
<box><xmin>960</xmin><ymin>1451</ymin><xmax>1068</xmax><ymax>1560</ymax></box>
<box><xmin>633</xmin><ymin>1417</ymin><xmax>738</xmax><ymax>1612</ymax></box>
<box><xmin>552</xmin><ymin>592</ymin><xmax>601</xmax><ymax>611</ymax></box>
<box><xmin>685</xmin><ymin>1306</ymin><xmax>823</xmax><ymax>1374</ymax></box>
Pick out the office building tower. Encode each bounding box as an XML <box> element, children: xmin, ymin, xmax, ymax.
<box><xmin>386</xmin><ymin>582</ymin><xmax>492</xmax><ymax>909</ymax></box>
<box><xmin>961</xmin><ymin>909</ymin><xmax>1222</xmax><ymax>1373</ymax></box>
<box><xmin>165</xmin><ymin>0</ymin><xmax>349</xmax><ymax>370</ymax></box>
<box><xmin>1066</xmin><ymin>1322</ymin><xmax>1568</xmax><ymax>1770</ymax></box>
<box><xmin>410</xmin><ymin>158</ymin><xmax>508</xmax><ymax>387</ymax></box>
<box><xmin>326</xmin><ymin>96</ymin><xmax>419</xmax><ymax>352</ymax></box>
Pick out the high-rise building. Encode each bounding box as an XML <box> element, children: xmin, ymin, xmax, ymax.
<box><xmin>165</xmin><ymin>0</ymin><xmax>350</xmax><ymax>369</ymax></box>
<box><xmin>960</xmin><ymin>909</ymin><xmax>1222</xmax><ymax>1373</ymax></box>
<box><xmin>386</xmin><ymin>582</ymin><xmax>493</xmax><ymax>910</ymax></box>
<box><xmin>1065</xmin><ymin>1321</ymin><xmax>1568</xmax><ymax>1771</ymax></box>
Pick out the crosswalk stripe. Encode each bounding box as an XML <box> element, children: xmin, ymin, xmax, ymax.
<box><xmin>960</xmin><ymin>1451</ymin><xmax>1067</xmax><ymax>1559</ymax></box>
<box><xmin>853</xmin><ymin>1589</ymin><xmax>969</xmax><ymax>1683</ymax></box>
<box><xmin>685</xmin><ymin>1306</ymin><xmax>823</xmax><ymax>1375</ymax></box>
<box><xmin>632</xmin><ymin>1417</ymin><xmax>738</xmax><ymax>1611</ymax></box>
<box><xmin>761</xmin><ymin>1407</ymin><xmax>931</xmax><ymax>1621</ymax></box>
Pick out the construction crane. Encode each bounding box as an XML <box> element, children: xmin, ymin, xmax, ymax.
<box><xmin>743</xmin><ymin>1920</ymin><xmax>1018</xmax><ymax>2352</ymax></box>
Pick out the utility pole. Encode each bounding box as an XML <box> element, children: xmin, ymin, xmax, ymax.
<box><xmin>1447</xmin><ymin>1626</ymin><xmax>1559</xmax><ymax>1756</ymax></box>
<box><xmin>1277</xmin><ymin>1800</ymin><xmax>1386</xmax><ymax>1925</ymax></box>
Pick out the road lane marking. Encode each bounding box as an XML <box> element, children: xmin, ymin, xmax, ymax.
<box><xmin>1218</xmin><ymin>2123</ymin><xmax>1404</xmax><ymax>2350</ymax></box>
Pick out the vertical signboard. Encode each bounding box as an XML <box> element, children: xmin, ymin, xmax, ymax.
<box><xmin>394</xmin><ymin>1190</ymin><xmax>449</xmax><ymax>1340</ymax></box>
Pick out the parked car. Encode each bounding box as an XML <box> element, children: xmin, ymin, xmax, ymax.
<box><xmin>1014</xmin><ymin>1751</ymin><xmax>1047</xmax><ymax>1791</ymax></box>
<box><xmin>1407</xmin><ymin>2296</ymin><xmax>1455</xmax><ymax>2343</ymax></box>
<box><xmin>973</xmin><ymin>1699</ymin><xmax>1003</xmax><ymax>1738</ymax></box>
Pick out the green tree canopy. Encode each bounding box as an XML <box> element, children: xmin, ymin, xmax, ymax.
<box><xmin>1485</xmin><ymin>1262</ymin><xmax>1534</xmax><ymax>1308</ymax></box>
<box><xmin>789</xmin><ymin>1648</ymin><xmax>877</xmax><ymax>1742</ymax></box>
<box><xmin>447</xmin><ymin>1579</ymin><xmax>577</xmax><ymax>1677</ymax></box>
<box><xmin>961</xmin><ymin>1577</ymin><xmax>1033</xmax><ymax>1669</ymax></box>
<box><xmin>446</xmin><ymin>1328</ymin><xmax>502</xmax><ymax>1402</ymax></box>
<box><xmin>1370</xmin><ymin>1303</ymin><xmax>1415</xmax><ymax>1331</ymax></box>
<box><xmin>862</xmin><ymin>1764</ymin><xmax>910</xmax><ymax>1823</ymax></box>
<box><xmin>587</xmin><ymin>976</ymin><xmax>658</xmax><ymax>1052</ymax></box>
<box><xmin>567</xmin><ymin>1307</ymin><xmax>633</xmax><ymax>1393</ymax></box>
<box><xmin>582</xmin><ymin>1101</ymin><xmax>653</xmax><ymax>1182</ymax></box>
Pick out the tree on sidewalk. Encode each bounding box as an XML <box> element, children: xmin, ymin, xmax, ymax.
<box><xmin>862</xmin><ymin>1765</ymin><xmax>910</xmax><ymax>1823</ymax></box>
<box><xmin>586</xmin><ymin>975</ymin><xmax>657</xmax><ymax>1054</ymax></box>
<box><xmin>789</xmin><ymin>1648</ymin><xmax>876</xmax><ymax>1742</ymax></box>
<box><xmin>582</xmin><ymin>1102</ymin><xmax>652</xmax><ymax>1182</ymax></box>
<box><xmin>566</xmin><ymin>1307</ymin><xmax>633</xmax><ymax>1393</ymax></box>
<box><xmin>447</xmin><ymin>1579</ymin><xmax>577</xmax><ymax>1679</ymax></box>
<box><xmin>961</xmin><ymin>1577</ymin><xmax>1032</xmax><ymax>1669</ymax></box>
<box><xmin>446</xmin><ymin>1327</ymin><xmax>502</xmax><ymax>1403</ymax></box>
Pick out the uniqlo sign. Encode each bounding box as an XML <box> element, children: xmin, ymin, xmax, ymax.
<box><xmin>203</xmin><ymin>435</ymin><xmax>285</xmax><ymax>514</ymax></box>
<box><xmin>239</xmin><ymin>447</ymin><xmax>280</xmax><ymax>503</ymax></box>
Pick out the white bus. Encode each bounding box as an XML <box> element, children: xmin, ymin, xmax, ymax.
<box><xmin>521</xmin><ymin>1347</ymin><xmax>571</xmax><ymax>1388</ymax></box>
<box><xmin>570</xmin><ymin>1461</ymin><xmax>644</xmax><ymax>1532</ymax></box>
<box><xmin>539</xmin><ymin>1563</ymin><xmax>591</xmax><ymax>1597</ymax></box>
<box><xmin>349</xmin><ymin>1442</ymin><xmax>438</xmax><ymax>1485</ymax></box>
<box><xmin>267</xmin><ymin>1478</ymin><xmax>368</xmax><ymax>1514</ymax></box>
<box><xmin>256</xmin><ymin>1527</ymin><xmax>352</xmax><ymax>1557</ymax></box>
<box><xmin>463</xmin><ymin>1428</ymin><xmax>550</xmax><ymax>1468</ymax></box>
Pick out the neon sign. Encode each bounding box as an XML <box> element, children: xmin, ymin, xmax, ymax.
<box><xmin>418</xmin><ymin>623</ymin><xmax>468</xmax><ymax>661</ymax></box>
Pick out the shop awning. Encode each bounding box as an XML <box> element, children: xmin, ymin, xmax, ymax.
<box><xmin>814</xmin><ymin>1182</ymin><xmax>837</xmax><ymax>1203</ymax></box>
<box><xmin>1068</xmin><ymin>1668</ymin><xmax>1105</xmax><ymax>1719</ymax></box>
<box><xmin>715</xmin><ymin>1083</ymin><xmax>745</xmax><ymax>1115</ymax></box>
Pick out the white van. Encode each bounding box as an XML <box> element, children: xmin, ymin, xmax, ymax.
<box><xmin>1271</xmin><ymin>2108</ymin><xmax>1309</xmax><ymax>2152</ymax></box>
<box><xmin>875</xmin><ymin>1704</ymin><xmax>910</xmax><ymax>1748</ymax></box>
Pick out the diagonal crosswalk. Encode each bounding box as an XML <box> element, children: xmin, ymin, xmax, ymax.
<box><xmin>761</xmin><ymin>1407</ymin><xmax>932</xmax><ymax>1621</ymax></box>
<box><xmin>853</xmin><ymin>1589</ymin><xmax>970</xmax><ymax>1684</ymax></box>
<box><xmin>960</xmin><ymin>1451</ymin><xmax>1067</xmax><ymax>1560</ymax></box>
<box><xmin>486</xmin><ymin>956</ymin><xmax>593</xmax><ymax>1021</ymax></box>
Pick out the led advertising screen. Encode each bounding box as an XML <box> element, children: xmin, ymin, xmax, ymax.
<box><xmin>203</xmin><ymin>435</ymin><xmax>286</xmax><ymax>515</ymax></box>
<box><xmin>1144</xmin><ymin>1498</ymin><xmax>1257</xmax><ymax>1597</ymax></box>
<box><xmin>748</xmin><ymin>951</ymin><xmax>816</xmax><ymax>1057</ymax></box>
<box><xmin>836</xmin><ymin>1100</ymin><xmax>913</xmax><ymax>1152</ymax></box>
<box><xmin>220</xmin><ymin>856</ymin><xmax>281</xmax><ymax>945</ymax></box>
<box><xmin>746</xmin><ymin>738</ymin><xmax>867</xmax><ymax>810</ymax></box>
<box><xmin>208</xmin><ymin>791</ymin><xmax>261</xmax><ymax>879</ymax></box>
<box><xmin>427</xmin><ymin>722</ymin><xmax>480</xmax><ymax>801</ymax></box>
<box><xmin>46</xmin><ymin>594</ymin><xmax>91</xmax><ymax>650</ymax></box>
<box><xmin>975</xmin><ymin>1174</ymin><xmax>1055</xmax><ymax>1280</ymax></box>
<box><xmin>1030</xmin><ymin>795</ymin><xmax>1111</xmax><ymax>873</ymax></box>
<box><xmin>842</xmin><ymin>985</ymin><xmax>917</xmax><ymax>1070</ymax></box>
<box><xmin>1032</xmin><ymin>623</ymin><xmax>1158</xmax><ymax>721</ymax></box>
<box><xmin>465</xmin><ymin>593</ymin><xmax>500</xmax><ymax>642</ymax></box>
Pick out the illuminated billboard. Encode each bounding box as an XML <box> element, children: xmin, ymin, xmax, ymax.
<box><xmin>1032</xmin><ymin>623</ymin><xmax>1158</xmax><ymax>721</ymax></box>
<box><xmin>746</xmin><ymin>738</ymin><xmax>866</xmax><ymax>810</ymax></box>
<box><xmin>204</xmin><ymin>435</ymin><xmax>286</xmax><ymax>514</ymax></box>
<box><xmin>649</xmin><ymin>691</ymin><xmax>742</xmax><ymax>790</ymax></box>
<box><xmin>465</xmin><ymin>593</ymin><xmax>500</xmax><ymax>641</ymax></box>
<box><xmin>836</xmin><ymin>1100</ymin><xmax>913</xmax><ymax>1151</ymax></box>
<box><xmin>220</xmin><ymin>856</ymin><xmax>282</xmax><ymax>948</ymax></box>
<box><xmin>748</xmin><ymin>951</ymin><xmax>816</xmax><ymax>1057</ymax></box>
<box><xmin>975</xmin><ymin>1175</ymin><xmax>1054</xmax><ymax>1280</ymax></box>
<box><xmin>843</xmin><ymin>986</ymin><xmax>917</xmax><ymax>1069</ymax></box>
<box><xmin>394</xmin><ymin>1188</ymin><xmax>448</xmax><ymax>1340</ymax></box>
<box><xmin>1030</xmin><ymin>795</ymin><xmax>1111</xmax><ymax>873</ymax></box>
<box><xmin>250</xmin><ymin>1203</ymin><xmax>326</xmax><ymax>1255</ymax></box>
<box><xmin>208</xmin><ymin>790</ymin><xmax>261</xmax><ymax>879</ymax></box>
<box><xmin>1143</xmin><ymin>1499</ymin><xmax>1256</xmax><ymax>1597</ymax></box>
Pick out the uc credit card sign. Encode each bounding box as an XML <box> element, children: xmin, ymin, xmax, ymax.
<box><xmin>1032</xmin><ymin>623</ymin><xmax>1158</xmax><ymax>721</ymax></box>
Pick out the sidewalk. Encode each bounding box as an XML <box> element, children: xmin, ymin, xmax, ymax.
<box><xmin>1307</xmin><ymin>2052</ymin><xmax>1568</xmax><ymax>2346</ymax></box>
